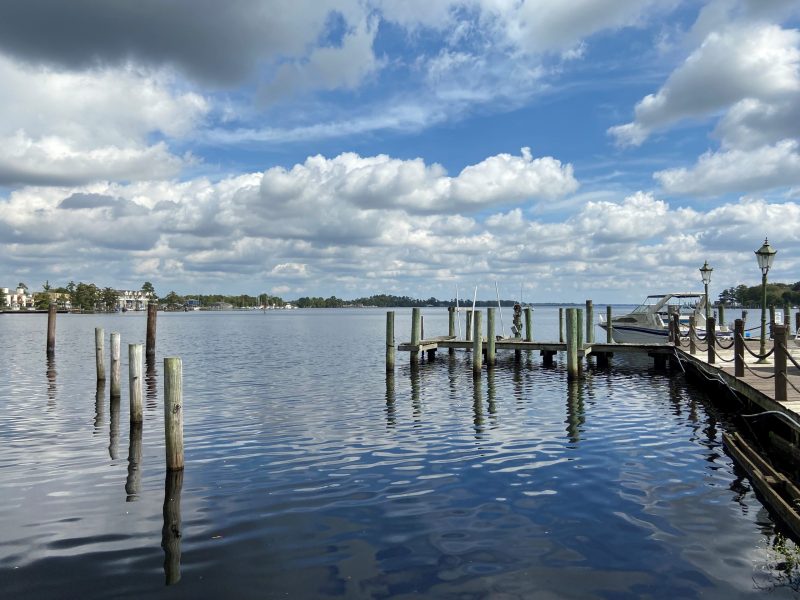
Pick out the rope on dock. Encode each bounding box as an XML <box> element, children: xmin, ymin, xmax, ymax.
<box><xmin>780</xmin><ymin>343</ymin><xmax>800</xmax><ymax>371</ymax></box>
<box><xmin>739</xmin><ymin>334</ymin><xmax>774</xmax><ymax>360</ymax></box>
<box><xmin>716</xmin><ymin>353</ymin><xmax>734</xmax><ymax>363</ymax></box>
<box><xmin>716</xmin><ymin>338</ymin><xmax>735</xmax><ymax>350</ymax></box>
<box><xmin>742</xmin><ymin>360</ymin><xmax>776</xmax><ymax>379</ymax></box>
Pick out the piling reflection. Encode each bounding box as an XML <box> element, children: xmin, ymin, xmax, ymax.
<box><xmin>566</xmin><ymin>380</ymin><xmax>585</xmax><ymax>444</ymax></box>
<box><xmin>146</xmin><ymin>356</ymin><xmax>158</xmax><ymax>411</ymax></box>
<box><xmin>385</xmin><ymin>374</ymin><xmax>396</xmax><ymax>429</ymax></box>
<box><xmin>472</xmin><ymin>376</ymin><xmax>484</xmax><ymax>438</ymax></box>
<box><xmin>46</xmin><ymin>355</ymin><xmax>57</xmax><ymax>407</ymax></box>
<box><xmin>512</xmin><ymin>360</ymin><xmax>524</xmax><ymax>408</ymax></box>
<box><xmin>162</xmin><ymin>469</ymin><xmax>184</xmax><ymax>585</ymax></box>
<box><xmin>109</xmin><ymin>396</ymin><xmax>120</xmax><ymax>460</ymax></box>
<box><xmin>486</xmin><ymin>368</ymin><xmax>498</xmax><ymax>424</ymax></box>
<box><xmin>410</xmin><ymin>368</ymin><xmax>421</xmax><ymax>423</ymax></box>
<box><xmin>94</xmin><ymin>382</ymin><xmax>105</xmax><ymax>435</ymax></box>
<box><xmin>125</xmin><ymin>423</ymin><xmax>143</xmax><ymax>501</ymax></box>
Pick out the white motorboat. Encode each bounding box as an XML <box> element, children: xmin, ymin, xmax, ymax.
<box><xmin>598</xmin><ymin>292</ymin><xmax>731</xmax><ymax>344</ymax></box>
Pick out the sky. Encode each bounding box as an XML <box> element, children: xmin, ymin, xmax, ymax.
<box><xmin>1</xmin><ymin>0</ymin><xmax>799</xmax><ymax>303</ymax></box>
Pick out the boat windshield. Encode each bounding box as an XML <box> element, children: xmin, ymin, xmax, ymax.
<box><xmin>630</xmin><ymin>294</ymin><xmax>706</xmax><ymax>315</ymax></box>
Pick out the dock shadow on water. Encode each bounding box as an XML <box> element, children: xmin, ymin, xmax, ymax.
<box><xmin>161</xmin><ymin>470</ymin><xmax>183</xmax><ymax>586</ymax></box>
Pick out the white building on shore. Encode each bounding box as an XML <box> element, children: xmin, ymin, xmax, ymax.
<box><xmin>1</xmin><ymin>286</ymin><xmax>35</xmax><ymax>310</ymax></box>
<box><xmin>116</xmin><ymin>290</ymin><xmax>152</xmax><ymax>311</ymax></box>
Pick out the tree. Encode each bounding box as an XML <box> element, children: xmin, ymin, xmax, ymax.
<box><xmin>164</xmin><ymin>291</ymin><xmax>183</xmax><ymax>308</ymax></box>
<box><xmin>17</xmin><ymin>282</ymin><xmax>27</xmax><ymax>291</ymax></box>
<box><xmin>141</xmin><ymin>281</ymin><xmax>156</xmax><ymax>299</ymax></box>
<box><xmin>100</xmin><ymin>287</ymin><xmax>120</xmax><ymax>312</ymax></box>
<box><xmin>42</xmin><ymin>280</ymin><xmax>51</xmax><ymax>292</ymax></box>
<box><xmin>72</xmin><ymin>282</ymin><xmax>99</xmax><ymax>312</ymax></box>
<box><xmin>34</xmin><ymin>293</ymin><xmax>51</xmax><ymax>310</ymax></box>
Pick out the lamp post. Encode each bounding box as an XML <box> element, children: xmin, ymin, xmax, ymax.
<box><xmin>754</xmin><ymin>238</ymin><xmax>777</xmax><ymax>363</ymax></box>
<box><xmin>699</xmin><ymin>261</ymin><xmax>713</xmax><ymax>320</ymax></box>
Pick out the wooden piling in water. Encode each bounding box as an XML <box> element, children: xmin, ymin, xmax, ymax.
<box><xmin>576</xmin><ymin>308</ymin><xmax>584</xmax><ymax>348</ymax></box>
<box><xmin>46</xmin><ymin>303</ymin><xmax>56</xmax><ymax>355</ymax></box>
<box><xmin>487</xmin><ymin>308</ymin><xmax>496</xmax><ymax>367</ymax></box>
<box><xmin>164</xmin><ymin>357</ymin><xmax>184</xmax><ymax>471</ymax></box>
<box><xmin>465</xmin><ymin>310</ymin><xmax>473</xmax><ymax>343</ymax></box>
<box><xmin>95</xmin><ymin>327</ymin><xmax>105</xmax><ymax>382</ymax></box>
<box><xmin>129</xmin><ymin>343</ymin><xmax>143</xmax><ymax>423</ymax></box>
<box><xmin>385</xmin><ymin>311</ymin><xmax>395</xmax><ymax>372</ymax></box>
<box><xmin>472</xmin><ymin>310</ymin><xmax>483</xmax><ymax>376</ymax></box>
<box><xmin>606</xmin><ymin>305</ymin><xmax>612</xmax><ymax>343</ymax></box>
<box><xmin>585</xmin><ymin>300</ymin><xmax>594</xmax><ymax>344</ymax></box>
<box><xmin>524</xmin><ymin>307</ymin><xmax>532</xmax><ymax>342</ymax></box>
<box><xmin>448</xmin><ymin>307</ymin><xmax>456</xmax><ymax>355</ymax></box>
<box><xmin>707</xmin><ymin>316</ymin><xmax>716</xmax><ymax>365</ymax></box>
<box><xmin>734</xmin><ymin>319</ymin><xmax>744</xmax><ymax>377</ymax></box>
<box><xmin>110</xmin><ymin>332</ymin><xmax>121</xmax><ymax>398</ymax></box>
<box><xmin>559</xmin><ymin>308</ymin><xmax>564</xmax><ymax>343</ymax></box>
<box><xmin>410</xmin><ymin>308</ymin><xmax>421</xmax><ymax>367</ymax></box>
<box><xmin>566</xmin><ymin>308</ymin><xmax>578</xmax><ymax>380</ymax></box>
<box><xmin>146</xmin><ymin>303</ymin><xmax>157</xmax><ymax>360</ymax></box>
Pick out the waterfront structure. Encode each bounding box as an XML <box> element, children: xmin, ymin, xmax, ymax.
<box><xmin>1</xmin><ymin>286</ymin><xmax>35</xmax><ymax>310</ymax></box>
<box><xmin>116</xmin><ymin>290</ymin><xmax>152</xmax><ymax>311</ymax></box>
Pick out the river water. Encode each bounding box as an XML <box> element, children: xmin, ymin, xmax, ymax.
<box><xmin>1</xmin><ymin>307</ymin><xmax>799</xmax><ymax>598</ymax></box>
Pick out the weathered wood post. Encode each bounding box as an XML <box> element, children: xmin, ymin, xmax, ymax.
<box><xmin>162</xmin><ymin>469</ymin><xmax>184</xmax><ymax>585</ymax></box>
<box><xmin>606</xmin><ymin>305</ymin><xmax>613</xmax><ymax>343</ymax></box>
<box><xmin>487</xmin><ymin>307</ymin><xmax>496</xmax><ymax>367</ymax></box>
<box><xmin>95</xmin><ymin>327</ymin><xmax>106</xmax><ymax>382</ymax></box>
<box><xmin>585</xmin><ymin>300</ymin><xmax>594</xmax><ymax>344</ymax></box>
<box><xmin>448</xmin><ymin>307</ymin><xmax>456</xmax><ymax>355</ymax></box>
<box><xmin>576</xmin><ymin>308</ymin><xmax>584</xmax><ymax>348</ymax></box>
<box><xmin>689</xmin><ymin>315</ymin><xmax>697</xmax><ymax>355</ymax></box>
<box><xmin>734</xmin><ymin>319</ymin><xmax>744</xmax><ymax>377</ymax></box>
<box><xmin>164</xmin><ymin>357</ymin><xmax>184</xmax><ymax>471</ymax></box>
<box><xmin>146</xmin><ymin>302</ymin><xmax>157</xmax><ymax>360</ymax></box>
<box><xmin>472</xmin><ymin>310</ymin><xmax>483</xmax><ymax>376</ymax></box>
<box><xmin>129</xmin><ymin>343</ymin><xmax>143</xmax><ymax>423</ymax></box>
<box><xmin>566</xmin><ymin>308</ymin><xmax>579</xmax><ymax>380</ymax></box>
<box><xmin>707</xmin><ymin>316</ymin><xmax>716</xmax><ymax>365</ymax></box>
<box><xmin>559</xmin><ymin>308</ymin><xmax>564</xmax><ymax>343</ymax></box>
<box><xmin>410</xmin><ymin>308</ymin><xmax>421</xmax><ymax>366</ymax></box>
<box><xmin>524</xmin><ymin>307</ymin><xmax>533</xmax><ymax>342</ymax></box>
<box><xmin>385</xmin><ymin>311</ymin><xmax>395</xmax><ymax>372</ymax></box>
<box><xmin>774</xmin><ymin>324</ymin><xmax>788</xmax><ymax>403</ymax></box>
<box><xmin>46</xmin><ymin>302</ymin><xmax>57</xmax><ymax>355</ymax></box>
<box><xmin>465</xmin><ymin>310</ymin><xmax>473</xmax><ymax>343</ymax></box>
<box><xmin>718</xmin><ymin>304</ymin><xmax>725</xmax><ymax>327</ymax></box>
<box><xmin>110</xmin><ymin>332</ymin><xmax>121</xmax><ymax>398</ymax></box>
<box><xmin>672</xmin><ymin>313</ymin><xmax>681</xmax><ymax>346</ymax></box>
<box><xmin>784</xmin><ymin>304</ymin><xmax>791</xmax><ymax>326</ymax></box>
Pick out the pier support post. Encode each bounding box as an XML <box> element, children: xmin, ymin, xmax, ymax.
<box><xmin>718</xmin><ymin>304</ymin><xmax>725</xmax><ymax>327</ymax></box>
<box><xmin>585</xmin><ymin>300</ymin><xmax>594</xmax><ymax>344</ymax></box>
<box><xmin>672</xmin><ymin>313</ymin><xmax>681</xmax><ymax>347</ymax></box>
<box><xmin>689</xmin><ymin>315</ymin><xmax>697</xmax><ymax>355</ymax></box>
<box><xmin>487</xmin><ymin>307</ymin><xmax>496</xmax><ymax>367</ymax></box>
<box><xmin>146</xmin><ymin>303</ymin><xmax>157</xmax><ymax>360</ymax></box>
<box><xmin>559</xmin><ymin>308</ymin><xmax>564</xmax><ymax>343</ymax></box>
<box><xmin>410</xmin><ymin>308</ymin><xmax>421</xmax><ymax>367</ymax></box>
<box><xmin>734</xmin><ymin>319</ymin><xmax>744</xmax><ymax>377</ymax></box>
<box><xmin>465</xmin><ymin>310</ymin><xmax>473</xmax><ymax>343</ymax></box>
<box><xmin>472</xmin><ymin>310</ymin><xmax>483</xmax><ymax>376</ymax></box>
<box><xmin>110</xmin><ymin>332</ymin><xmax>121</xmax><ymax>398</ymax></box>
<box><xmin>129</xmin><ymin>343</ymin><xmax>143</xmax><ymax>423</ymax></box>
<box><xmin>566</xmin><ymin>308</ymin><xmax>579</xmax><ymax>380</ymax></box>
<box><xmin>95</xmin><ymin>327</ymin><xmax>105</xmax><ymax>382</ymax></box>
<box><xmin>606</xmin><ymin>305</ymin><xmax>613</xmax><ymax>343</ymax></box>
<box><xmin>448</xmin><ymin>307</ymin><xmax>456</xmax><ymax>355</ymax></box>
<box><xmin>164</xmin><ymin>357</ymin><xmax>184</xmax><ymax>471</ymax></box>
<box><xmin>385</xmin><ymin>311</ymin><xmax>395</xmax><ymax>372</ymax></box>
<box><xmin>576</xmin><ymin>308</ymin><xmax>584</xmax><ymax>348</ymax></box>
<box><xmin>524</xmin><ymin>307</ymin><xmax>533</xmax><ymax>342</ymax></box>
<box><xmin>707</xmin><ymin>316</ymin><xmax>716</xmax><ymax>365</ymax></box>
<box><xmin>542</xmin><ymin>350</ymin><xmax>555</xmax><ymax>367</ymax></box>
<box><xmin>774</xmin><ymin>324</ymin><xmax>788</xmax><ymax>403</ymax></box>
<box><xmin>784</xmin><ymin>304</ymin><xmax>791</xmax><ymax>327</ymax></box>
<box><xmin>46</xmin><ymin>303</ymin><xmax>56</xmax><ymax>356</ymax></box>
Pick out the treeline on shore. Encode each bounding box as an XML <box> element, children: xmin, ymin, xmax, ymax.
<box><xmin>718</xmin><ymin>281</ymin><xmax>800</xmax><ymax>307</ymax></box>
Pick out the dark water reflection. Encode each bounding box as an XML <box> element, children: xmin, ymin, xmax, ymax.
<box><xmin>2</xmin><ymin>308</ymin><xmax>800</xmax><ymax>598</ymax></box>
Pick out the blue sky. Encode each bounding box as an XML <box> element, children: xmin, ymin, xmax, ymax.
<box><xmin>0</xmin><ymin>0</ymin><xmax>798</xmax><ymax>302</ymax></box>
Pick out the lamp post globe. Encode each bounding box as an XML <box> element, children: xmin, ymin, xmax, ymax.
<box><xmin>699</xmin><ymin>261</ymin><xmax>713</xmax><ymax>320</ymax></box>
<box><xmin>754</xmin><ymin>238</ymin><xmax>777</xmax><ymax>363</ymax></box>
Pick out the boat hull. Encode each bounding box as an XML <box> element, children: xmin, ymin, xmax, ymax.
<box><xmin>598</xmin><ymin>324</ymin><xmax>669</xmax><ymax>344</ymax></box>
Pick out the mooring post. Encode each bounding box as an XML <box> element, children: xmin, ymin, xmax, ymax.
<box><xmin>718</xmin><ymin>304</ymin><xmax>725</xmax><ymax>327</ymax></box>
<box><xmin>487</xmin><ymin>307</ymin><xmax>496</xmax><ymax>367</ymax></box>
<box><xmin>385</xmin><ymin>311</ymin><xmax>395</xmax><ymax>372</ymax></box>
<box><xmin>585</xmin><ymin>300</ymin><xmax>594</xmax><ymax>344</ymax></box>
<box><xmin>110</xmin><ymin>332</ymin><xmax>121</xmax><ymax>398</ymax></box>
<box><xmin>46</xmin><ymin>302</ymin><xmax>56</xmax><ymax>355</ymax></box>
<box><xmin>576</xmin><ymin>308</ymin><xmax>584</xmax><ymax>348</ymax></box>
<box><xmin>164</xmin><ymin>357</ymin><xmax>184</xmax><ymax>471</ymax></box>
<box><xmin>689</xmin><ymin>315</ymin><xmax>697</xmax><ymax>355</ymax></box>
<box><xmin>146</xmin><ymin>302</ymin><xmax>157</xmax><ymax>360</ymax></box>
<box><xmin>707</xmin><ymin>316</ymin><xmax>716</xmax><ymax>365</ymax></box>
<box><xmin>734</xmin><ymin>319</ymin><xmax>744</xmax><ymax>377</ymax></box>
<box><xmin>769</xmin><ymin>305</ymin><xmax>776</xmax><ymax>339</ymax></box>
<box><xmin>566</xmin><ymin>308</ymin><xmax>579</xmax><ymax>380</ymax></box>
<box><xmin>524</xmin><ymin>307</ymin><xmax>532</xmax><ymax>342</ymax></box>
<box><xmin>784</xmin><ymin>304</ymin><xmax>791</xmax><ymax>326</ymax></box>
<box><xmin>465</xmin><ymin>310</ymin><xmax>473</xmax><ymax>343</ymax></box>
<box><xmin>472</xmin><ymin>310</ymin><xmax>483</xmax><ymax>376</ymax></box>
<box><xmin>448</xmin><ymin>307</ymin><xmax>456</xmax><ymax>355</ymax></box>
<box><xmin>95</xmin><ymin>327</ymin><xmax>106</xmax><ymax>382</ymax></box>
<box><xmin>606</xmin><ymin>305</ymin><xmax>613</xmax><ymax>343</ymax></box>
<box><xmin>559</xmin><ymin>308</ymin><xmax>564</xmax><ymax>343</ymax></box>
<box><xmin>129</xmin><ymin>343</ymin><xmax>143</xmax><ymax>423</ymax></box>
<box><xmin>672</xmin><ymin>313</ymin><xmax>681</xmax><ymax>347</ymax></box>
<box><xmin>410</xmin><ymin>307</ymin><xmax>421</xmax><ymax>367</ymax></box>
<box><xmin>774</xmin><ymin>324</ymin><xmax>788</xmax><ymax>403</ymax></box>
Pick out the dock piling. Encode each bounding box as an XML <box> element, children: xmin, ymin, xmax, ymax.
<box><xmin>689</xmin><ymin>315</ymin><xmax>697</xmax><ymax>355</ymax></box>
<box><xmin>110</xmin><ymin>332</ymin><xmax>121</xmax><ymax>398</ymax></box>
<box><xmin>559</xmin><ymin>308</ymin><xmax>564</xmax><ymax>343</ymax></box>
<box><xmin>566</xmin><ymin>308</ymin><xmax>579</xmax><ymax>380</ymax></box>
<box><xmin>466</xmin><ymin>310</ymin><xmax>473</xmax><ymax>343</ymax></box>
<box><xmin>707</xmin><ymin>316</ymin><xmax>716</xmax><ymax>365</ymax></box>
<box><xmin>734</xmin><ymin>319</ymin><xmax>744</xmax><ymax>377</ymax></box>
<box><xmin>385</xmin><ymin>311</ymin><xmax>395</xmax><ymax>372</ymax></box>
<box><xmin>129</xmin><ymin>343</ymin><xmax>143</xmax><ymax>423</ymax></box>
<box><xmin>410</xmin><ymin>308</ymin><xmax>421</xmax><ymax>367</ymax></box>
<box><xmin>585</xmin><ymin>300</ymin><xmax>594</xmax><ymax>344</ymax></box>
<box><xmin>46</xmin><ymin>303</ymin><xmax>56</xmax><ymax>356</ymax></box>
<box><xmin>146</xmin><ymin>303</ymin><xmax>157</xmax><ymax>360</ymax></box>
<box><xmin>472</xmin><ymin>310</ymin><xmax>483</xmax><ymax>376</ymax></box>
<box><xmin>487</xmin><ymin>307</ymin><xmax>496</xmax><ymax>367</ymax></box>
<box><xmin>448</xmin><ymin>307</ymin><xmax>456</xmax><ymax>355</ymax></box>
<box><xmin>774</xmin><ymin>324</ymin><xmax>788</xmax><ymax>403</ymax></box>
<box><xmin>164</xmin><ymin>357</ymin><xmax>184</xmax><ymax>471</ymax></box>
<box><xmin>718</xmin><ymin>304</ymin><xmax>725</xmax><ymax>327</ymax></box>
<box><xmin>606</xmin><ymin>305</ymin><xmax>613</xmax><ymax>343</ymax></box>
<box><xmin>576</xmin><ymin>308</ymin><xmax>584</xmax><ymax>348</ymax></box>
<box><xmin>95</xmin><ymin>327</ymin><xmax>106</xmax><ymax>382</ymax></box>
<box><xmin>524</xmin><ymin>307</ymin><xmax>533</xmax><ymax>342</ymax></box>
